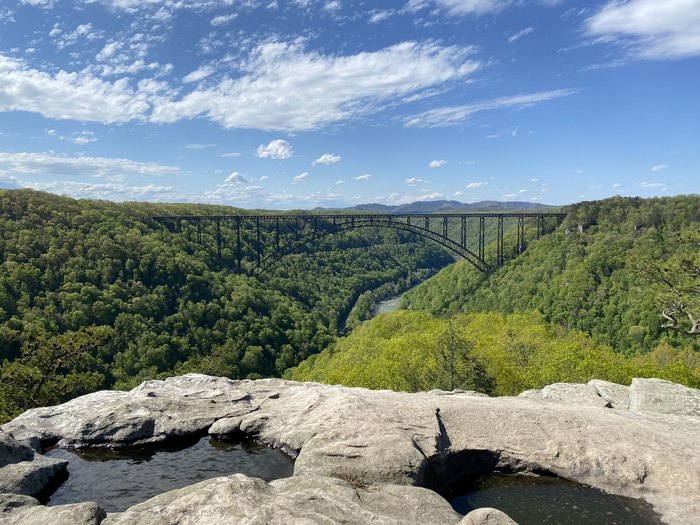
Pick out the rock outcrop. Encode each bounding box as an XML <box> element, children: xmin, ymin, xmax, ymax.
<box><xmin>1</xmin><ymin>374</ymin><xmax>699</xmax><ymax>524</ymax></box>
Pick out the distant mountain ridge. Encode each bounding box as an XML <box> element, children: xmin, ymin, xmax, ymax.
<box><xmin>315</xmin><ymin>200</ymin><xmax>556</xmax><ymax>213</ymax></box>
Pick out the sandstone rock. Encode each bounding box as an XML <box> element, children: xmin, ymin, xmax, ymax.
<box><xmin>588</xmin><ymin>379</ymin><xmax>630</xmax><ymax>410</ymax></box>
<box><xmin>629</xmin><ymin>377</ymin><xmax>700</xmax><ymax>417</ymax></box>
<box><xmin>460</xmin><ymin>507</ymin><xmax>518</xmax><ymax>525</ymax></box>
<box><xmin>519</xmin><ymin>382</ymin><xmax>611</xmax><ymax>408</ymax></box>
<box><xmin>0</xmin><ymin>430</ymin><xmax>68</xmax><ymax>499</ymax></box>
<box><xmin>2</xmin><ymin>374</ymin><xmax>699</xmax><ymax>525</ymax></box>
<box><xmin>102</xmin><ymin>473</ymin><xmax>462</xmax><ymax>525</ymax></box>
<box><xmin>0</xmin><ymin>496</ymin><xmax>105</xmax><ymax>525</ymax></box>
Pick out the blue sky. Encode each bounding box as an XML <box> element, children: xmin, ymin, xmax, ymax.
<box><xmin>0</xmin><ymin>0</ymin><xmax>698</xmax><ymax>209</ymax></box>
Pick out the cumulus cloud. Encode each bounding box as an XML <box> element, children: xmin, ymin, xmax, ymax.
<box><xmin>406</xmin><ymin>89</ymin><xmax>578</xmax><ymax>127</ymax></box>
<box><xmin>336</xmin><ymin>179</ymin><xmax>346</xmax><ymax>184</ymax></box>
<box><xmin>256</xmin><ymin>139</ymin><xmax>293</xmax><ymax>159</ymax></box>
<box><xmin>151</xmin><ymin>40</ymin><xmax>480</xmax><ymax>131</ymax></box>
<box><xmin>293</xmin><ymin>171</ymin><xmax>310</xmax><ymax>183</ymax></box>
<box><xmin>421</xmin><ymin>0</ymin><xmax>561</xmax><ymax>17</ymax></box>
<box><xmin>466</xmin><ymin>181</ymin><xmax>488</xmax><ymax>189</ymax></box>
<box><xmin>586</xmin><ymin>0</ymin><xmax>700</xmax><ymax>60</ymax></box>
<box><xmin>22</xmin><ymin>180</ymin><xmax>181</xmax><ymax>201</ymax></box>
<box><xmin>354</xmin><ymin>174</ymin><xmax>371</xmax><ymax>181</ymax></box>
<box><xmin>651</xmin><ymin>164</ymin><xmax>668</xmax><ymax>172</ymax></box>
<box><xmin>0</xmin><ymin>53</ymin><xmax>150</xmax><ymax>123</ymax></box>
<box><xmin>405</xmin><ymin>177</ymin><xmax>429</xmax><ymax>186</ymax></box>
<box><xmin>428</xmin><ymin>159</ymin><xmax>447</xmax><ymax>168</ymax></box>
<box><xmin>0</xmin><ymin>151</ymin><xmax>180</xmax><ymax>178</ymax></box>
<box><xmin>224</xmin><ymin>172</ymin><xmax>249</xmax><ymax>184</ymax></box>
<box><xmin>312</xmin><ymin>153</ymin><xmax>341</xmax><ymax>165</ymax></box>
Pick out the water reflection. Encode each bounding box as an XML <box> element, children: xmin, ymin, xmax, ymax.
<box><xmin>44</xmin><ymin>436</ymin><xmax>294</xmax><ymax>512</ymax></box>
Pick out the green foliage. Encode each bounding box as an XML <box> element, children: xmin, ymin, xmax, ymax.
<box><xmin>404</xmin><ymin>195</ymin><xmax>700</xmax><ymax>355</ymax></box>
<box><xmin>0</xmin><ymin>189</ymin><xmax>452</xmax><ymax>421</ymax></box>
<box><xmin>0</xmin><ymin>326</ymin><xmax>114</xmax><ymax>421</ymax></box>
<box><xmin>286</xmin><ymin>310</ymin><xmax>700</xmax><ymax>393</ymax></box>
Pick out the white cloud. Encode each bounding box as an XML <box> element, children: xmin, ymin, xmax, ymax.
<box><xmin>323</xmin><ymin>1</ymin><xmax>341</xmax><ymax>11</ymax></box>
<box><xmin>466</xmin><ymin>181</ymin><xmax>488</xmax><ymax>189</ymax></box>
<box><xmin>530</xmin><ymin>177</ymin><xmax>539</xmax><ymax>182</ymax></box>
<box><xmin>151</xmin><ymin>40</ymin><xmax>480</xmax><ymax>131</ymax></box>
<box><xmin>426</xmin><ymin>0</ymin><xmax>561</xmax><ymax>17</ymax></box>
<box><xmin>260</xmin><ymin>175</ymin><xmax>269</xmax><ymax>181</ymax></box>
<box><xmin>312</xmin><ymin>153</ymin><xmax>341</xmax><ymax>165</ymax></box>
<box><xmin>586</xmin><ymin>0</ymin><xmax>700</xmax><ymax>60</ymax></box>
<box><xmin>224</xmin><ymin>172</ymin><xmax>248</xmax><ymax>184</ymax></box>
<box><xmin>502</xmin><ymin>193</ymin><xmax>517</xmax><ymax>199</ymax></box>
<box><xmin>508</xmin><ymin>26</ymin><xmax>535</xmax><ymax>44</ymax></box>
<box><xmin>612</xmin><ymin>182</ymin><xmax>623</xmax><ymax>188</ymax></box>
<box><xmin>636</xmin><ymin>181</ymin><xmax>665</xmax><ymax>188</ymax></box>
<box><xmin>405</xmin><ymin>177</ymin><xmax>429</xmax><ymax>186</ymax></box>
<box><xmin>336</xmin><ymin>179</ymin><xmax>346</xmax><ymax>184</ymax></box>
<box><xmin>354</xmin><ymin>174</ymin><xmax>371</xmax><ymax>181</ymax></box>
<box><xmin>183</xmin><ymin>65</ymin><xmax>215</xmax><ymax>83</ymax></box>
<box><xmin>453</xmin><ymin>190</ymin><xmax>464</xmax><ymax>197</ymax></box>
<box><xmin>428</xmin><ymin>159</ymin><xmax>447</xmax><ymax>168</ymax></box>
<box><xmin>219</xmin><ymin>152</ymin><xmax>241</xmax><ymax>158</ymax></box>
<box><xmin>72</xmin><ymin>130</ymin><xmax>97</xmax><ymax>145</ymax></box>
<box><xmin>211</xmin><ymin>13</ymin><xmax>237</xmax><ymax>26</ymax></box>
<box><xmin>651</xmin><ymin>164</ymin><xmax>668</xmax><ymax>172</ymax></box>
<box><xmin>0</xmin><ymin>53</ymin><xmax>150</xmax><ymax>123</ymax></box>
<box><xmin>518</xmin><ymin>188</ymin><xmax>528</xmax><ymax>194</ymax></box>
<box><xmin>369</xmin><ymin>9</ymin><xmax>394</xmax><ymax>23</ymax></box>
<box><xmin>22</xmin><ymin>180</ymin><xmax>180</xmax><ymax>201</ymax></box>
<box><xmin>185</xmin><ymin>143</ymin><xmax>215</xmax><ymax>149</ymax></box>
<box><xmin>405</xmin><ymin>89</ymin><xmax>578</xmax><ymax>127</ymax></box>
<box><xmin>0</xmin><ymin>151</ymin><xmax>180</xmax><ymax>178</ymax></box>
<box><xmin>294</xmin><ymin>171</ymin><xmax>310</xmax><ymax>183</ymax></box>
<box><xmin>256</xmin><ymin>139</ymin><xmax>293</xmax><ymax>159</ymax></box>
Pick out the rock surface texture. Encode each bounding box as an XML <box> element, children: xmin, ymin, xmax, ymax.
<box><xmin>1</xmin><ymin>374</ymin><xmax>698</xmax><ymax>524</ymax></box>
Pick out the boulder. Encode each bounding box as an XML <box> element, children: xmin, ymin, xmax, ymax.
<box><xmin>102</xmin><ymin>474</ymin><xmax>462</xmax><ymax>525</ymax></box>
<box><xmin>0</xmin><ymin>492</ymin><xmax>105</xmax><ymax>525</ymax></box>
<box><xmin>519</xmin><ymin>382</ymin><xmax>611</xmax><ymax>408</ymax></box>
<box><xmin>588</xmin><ymin>379</ymin><xmax>630</xmax><ymax>410</ymax></box>
<box><xmin>0</xmin><ymin>430</ymin><xmax>67</xmax><ymax>498</ymax></box>
<box><xmin>629</xmin><ymin>377</ymin><xmax>700</xmax><ymax>417</ymax></box>
<box><xmin>460</xmin><ymin>507</ymin><xmax>518</xmax><ymax>525</ymax></box>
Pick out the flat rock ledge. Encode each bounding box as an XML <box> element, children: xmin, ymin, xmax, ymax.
<box><xmin>1</xmin><ymin>375</ymin><xmax>699</xmax><ymax>525</ymax></box>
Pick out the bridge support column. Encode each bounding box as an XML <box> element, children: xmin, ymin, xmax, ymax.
<box><xmin>216</xmin><ymin>218</ymin><xmax>222</xmax><ymax>258</ymax></box>
<box><xmin>275</xmin><ymin>217</ymin><xmax>280</xmax><ymax>253</ymax></box>
<box><xmin>442</xmin><ymin>216</ymin><xmax>448</xmax><ymax>239</ymax></box>
<box><xmin>497</xmin><ymin>215</ymin><xmax>504</xmax><ymax>267</ymax></box>
<box><xmin>197</xmin><ymin>220</ymin><xmax>202</xmax><ymax>244</ymax></box>
<box><xmin>256</xmin><ymin>217</ymin><xmax>261</xmax><ymax>267</ymax></box>
<box><xmin>460</xmin><ymin>216</ymin><xmax>466</xmax><ymax>247</ymax></box>
<box><xmin>537</xmin><ymin>215</ymin><xmax>544</xmax><ymax>240</ymax></box>
<box><xmin>517</xmin><ymin>215</ymin><xmax>524</xmax><ymax>254</ymax></box>
<box><xmin>236</xmin><ymin>217</ymin><xmax>242</xmax><ymax>271</ymax></box>
<box><xmin>479</xmin><ymin>217</ymin><xmax>485</xmax><ymax>260</ymax></box>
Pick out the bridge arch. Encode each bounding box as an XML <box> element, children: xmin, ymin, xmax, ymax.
<box><xmin>251</xmin><ymin>218</ymin><xmax>491</xmax><ymax>276</ymax></box>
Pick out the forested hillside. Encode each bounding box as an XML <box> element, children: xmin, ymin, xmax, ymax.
<box><xmin>404</xmin><ymin>195</ymin><xmax>700</xmax><ymax>355</ymax></box>
<box><xmin>286</xmin><ymin>310</ymin><xmax>700</xmax><ymax>394</ymax></box>
<box><xmin>0</xmin><ymin>189</ymin><xmax>451</xmax><ymax>421</ymax></box>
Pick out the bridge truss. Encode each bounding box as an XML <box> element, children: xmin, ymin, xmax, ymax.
<box><xmin>152</xmin><ymin>212</ymin><xmax>566</xmax><ymax>276</ymax></box>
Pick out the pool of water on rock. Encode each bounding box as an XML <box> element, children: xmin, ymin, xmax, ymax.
<box><xmin>450</xmin><ymin>473</ymin><xmax>662</xmax><ymax>525</ymax></box>
<box><xmin>44</xmin><ymin>435</ymin><xmax>295</xmax><ymax>512</ymax></box>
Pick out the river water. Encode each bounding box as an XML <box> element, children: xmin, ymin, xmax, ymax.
<box><xmin>44</xmin><ymin>436</ymin><xmax>294</xmax><ymax>512</ymax></box>
<box><xmin>371</xmin><ymin>294</ymin><xmax>404</xmax><ymax>316</ymax></box>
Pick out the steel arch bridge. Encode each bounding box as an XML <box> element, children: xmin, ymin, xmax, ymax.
<box><xmin>153</xmin><ymin>212</ymin><xmax>566</xmax><ymax>277</ymax></box>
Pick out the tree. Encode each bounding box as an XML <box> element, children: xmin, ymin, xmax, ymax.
<box><xmin>638</xmin><ymin>231</ymin><xmax>700</xmax><ymax>336</ymax></box>
<box><xmin>433</xmin><ymin>320</ymin><xmax>495</xmax><ymax>394</ymax></box>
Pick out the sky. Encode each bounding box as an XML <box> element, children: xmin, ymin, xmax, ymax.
<box><xmin>0</xmin><ymin>0</ymin><xmax>698</xmax><ymax>209</ymax></box>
